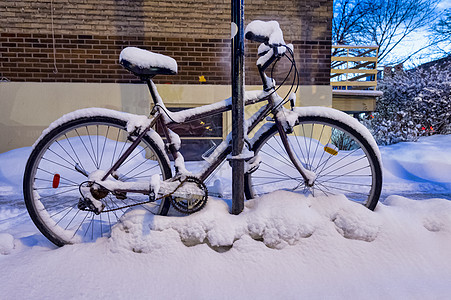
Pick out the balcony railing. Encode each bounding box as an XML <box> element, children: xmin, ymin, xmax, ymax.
<box><xmin>331</xmin><ymin>45</ymin><xmax>379</xmax><ymax>90</ymax></box>
<box><xmin>331</xmin><ymin>45</ymin><xmax>382</xmax><ymax>113</ymax></box>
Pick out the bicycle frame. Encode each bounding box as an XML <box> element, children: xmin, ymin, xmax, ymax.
<box><xmin>98</xmin><ymin>53</ymin><xmax>314</xmax><ymax>196</ymax></box>
<box><xmin>24</xmin><ymin>21</ymin><xmax>382</xmax><ymax>247</ymax></box>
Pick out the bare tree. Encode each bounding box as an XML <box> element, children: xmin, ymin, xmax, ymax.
<box><xmin>332</xmin><ymin>0</ymin><xmax>366</xmax><ymax>49</ymax></box>
<box><xmin>429</xmin><ymin>8</ymin><xmax>451</xmax><ymax>55</ymax></box>
<box><xmin>333</xmin><ymin>0</ymin><xmax>441</xmax><ymax>64</ymax></box>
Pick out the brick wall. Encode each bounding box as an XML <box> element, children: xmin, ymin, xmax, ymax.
<box><xmin>0</xmin><ymin>0</ymin><xmax>332</xmax><ymax>85</ymax></box>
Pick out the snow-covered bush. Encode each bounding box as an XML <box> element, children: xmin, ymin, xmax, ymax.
<box><xmin>365</xmin><ymin>62</ymin><xmax>451</xmax><ymax>145</ymax></box>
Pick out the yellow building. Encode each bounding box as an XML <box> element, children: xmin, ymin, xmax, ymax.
<box><xmin>0</xmin><ymin>0</ymin><xmax>337</xmax><ymax>154</ymax></box>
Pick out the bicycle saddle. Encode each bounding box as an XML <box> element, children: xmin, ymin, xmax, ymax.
<box><xmin>119</xmin><ymin>47</ymin><xmax>178</xmax><ymax>77</ymax></box>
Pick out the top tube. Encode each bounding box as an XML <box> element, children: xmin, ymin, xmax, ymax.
<box><xmin>146</xmin><ymin>79</ymin><xmax>272</xmax><ymax>126</ymax></box>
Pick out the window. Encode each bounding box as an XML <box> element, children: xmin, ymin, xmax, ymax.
<box><xmin>156</xmin><ymin>107</ymin><xmax>224</xmax><ymax>161</ymax></box>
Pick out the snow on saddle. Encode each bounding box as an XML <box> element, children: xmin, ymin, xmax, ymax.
<box><xmin>119</xmin><ymin>47</ymin><xmax>178</xmax><ymax>77</ymax></box>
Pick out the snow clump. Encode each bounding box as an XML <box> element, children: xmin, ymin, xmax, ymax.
<box><xmin>0</xmin><ymin>233</ymin><xmax>14</xmax><ymax>255</ymax></box>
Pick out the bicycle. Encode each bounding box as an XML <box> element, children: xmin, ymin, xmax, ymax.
<box><xmin>23</xmin><ymin>20</ymin><xmax>383</xmax><ymax>246</ymax></box>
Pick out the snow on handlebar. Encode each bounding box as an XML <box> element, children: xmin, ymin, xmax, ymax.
<box><xmin>244</xmin><ymin>20</ymin><xmax>293</xmax><ymax>66</ymax></box>
<box><xmin>244</xmin><ymin>20</ymin><xmax>286</xmax><ymax>45</ymax></box>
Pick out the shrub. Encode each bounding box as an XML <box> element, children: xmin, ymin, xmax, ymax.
<box><xmin>364</xmin><ymin>61</ymin><xmax>451</xmax><ymax>145</ymax></box>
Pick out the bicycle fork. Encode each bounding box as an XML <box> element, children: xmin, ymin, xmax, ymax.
<box><xmin>275</xmin><ymin>119</ymin><xmax>317</xmax><ymax>187</ymax></box>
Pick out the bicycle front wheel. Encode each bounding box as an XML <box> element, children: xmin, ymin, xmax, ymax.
<box><xmin>245</xmin><ymin>116</ymin><xmax>382</xmax><ymax>210</ymax></box>
<box><xmin>23</xmin><ymin>115</ymin><xmax>172</xmax><ymax>246</ymax></box>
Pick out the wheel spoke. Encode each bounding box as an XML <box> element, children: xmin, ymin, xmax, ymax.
<box><xmin>75</xmin><ymin>128</ymin><xmax>97</xmax><ymax>169</ymax></box>
<box><xmin>35</xmin><ymin>188</ymin><xmax>79</xmax><ymax>202</ymax></box>
<box><xmin>64</xmin><ymin>134</ymin><xmax>88</xmax><ymax>175</ymax></box>
<box><xmin>119</xmin><ymin>156</ymin><xmax>153</xmax><ymax>180</ymax></box>
<box><xmin>25</xmin><ymin>118</ymin><xmax>169</xmax><ymax>246</ymax></box>
<box><xmin>248</xmin><ymin>117</ymin><xmax>381</xmax><ymax>209</ymax></box>
<box><xmin>121</xmin><ymin>164</ymin><xmax>160</xmax><ymax>181</ymax></box>
<box><xmin>316</xmin><ymin>147</ymin><xmax>362</xmax><ymax>176</ymax></box>
<box><xmin>316</xmin><ymin>181</ymin><xmax>370</xmax><ymax>197</ymax></box>
<box><xmin>259</xmin><ymin>162</ymin><xmax>301</xmax><ymax>180</ymax></box>
<box><xmin>318</xmin><ymin>164</ymin><xmax>371</xmax><ymax>182</ymax></box>
<box><xmin>259</xmin><ymin>148</ymin><xmax>298</xmax><ymax>171</ymax></box>
<box><xmin>85</xmin><ymin>126</ymin><xmax>98</xmax><ymax>169</ymax></box>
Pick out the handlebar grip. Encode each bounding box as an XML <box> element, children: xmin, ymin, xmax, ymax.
<box><xmin>244</xmin><ymin>31</ymin><xmax>269</xmax><ymax>44</ymax></box>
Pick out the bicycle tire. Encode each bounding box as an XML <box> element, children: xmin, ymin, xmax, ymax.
<box><xmin>245</xmin><ymin>115</ymin><xmax>382</xmax><ymax>210</ymax></box>
<box><xmin>23</xmin><ymin>115</ymin><xmax>172</xmax><ymax>246</ymax></box>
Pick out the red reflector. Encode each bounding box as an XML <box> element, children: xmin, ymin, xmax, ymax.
<box><xmin>52</xmin><ymin>174</ymin><xmax>60</xmax><ymax>188</ymax></box>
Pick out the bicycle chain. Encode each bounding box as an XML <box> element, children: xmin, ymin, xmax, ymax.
<box><xmin>81</xmin><ymin>176</ymin><xmax>207</xmax><ymax>214</ymax></box>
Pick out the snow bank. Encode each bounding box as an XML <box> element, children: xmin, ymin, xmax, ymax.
<box><xmin>3</xmin><ymin>192</ymin><xmax>451</xmax><ymax>299</ymax></box>
<box><xmin>111</xmin><ymin>191</ymin><xmax>322</xmax><ymax>252</ymax></box>
<box><xmin>1</xmin><ymin>128</ymin><xmax>451</xmax><ymax>298</ymax></box>
<box><xmin>382</xmin><ymin>134</ymin><xmax>451</xmax><ymax>184</ymax></box>
<box><xmin>0</xmin><ymin>147</ymin><xmax>31</xmax><ymax>196</ymax></box>
<box><xmin>109</xmin><ymin>190</ymin><xmax>451</xmax><ymax>255</ymax></box>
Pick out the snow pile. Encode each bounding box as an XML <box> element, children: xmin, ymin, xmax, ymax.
<box><xmin>110</xmin><ymin>191</ymin><xmax>385</xmax><ymax>254</ymax></box>
<box><xmin>0</xmin><ymin>147</ymin><xmax>30</xmax><ymax>196</ymax></box>
<box><xmin>110</xmin><ymin>191</ymin><xmax>321</xmax><ymax>252</ymax></box>
<box><xmin>0</xmin><ymin>131</ymin><xmax>451</xmax><ymax>298</ymax></box>
<box><xmin>3</xmin><ymin>192</ymin><xmax>451</xmax><ymax>298</ymax></box>
<box><xmin>381</xmin><ymin>135</ymin><xmax>451</xmax><ymax>192</ymax></box>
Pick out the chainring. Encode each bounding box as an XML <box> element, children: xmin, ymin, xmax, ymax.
<box><xmin>170</xmin><ymin>176</ymin><xmax>208</xmax><ymax>214</ymax></box>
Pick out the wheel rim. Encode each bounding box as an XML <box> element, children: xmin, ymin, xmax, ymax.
<box><xmin>248</xmin><ymin>119</ymin><xmax>380</xmax><ymax>207</ymax></box>
<box><xmin>26</xmin><ymin>119</ymin><xmax>169</xmax><ymax>244</ymax></box>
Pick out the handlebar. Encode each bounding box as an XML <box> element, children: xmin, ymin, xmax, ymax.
<box><xmin>244</xmin><ymin>20</ymin><xmax>292</xmax><ymax>68</ymax></box>
<box><xmin>244</xmin><ymin>31</ymin><xmax>269</xmax><ymax>44</ymax></box>
<box><xmin>245</xmin><ymin>20</ymin><xmax>299</xmax><ymax>101</ymax></box>
<box><xmin>244</xmin><ymin>20</ymin><xmax>286</xmax><ymax>45</ymax></box>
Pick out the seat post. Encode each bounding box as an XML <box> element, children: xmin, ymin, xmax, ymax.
<box><xmin>145</xmin><ymin>78</ymin><xmax>160</xmax><ymax>106</ymax></box>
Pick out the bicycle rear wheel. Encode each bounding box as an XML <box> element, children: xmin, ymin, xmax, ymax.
<box><xmin>23</xmin><ymin>116</ymin><xmax>172</xmax><ymax>246</ymax></box>
<box><xmin>245</xmin><ymin>116</ymin><xmax>382</xmax><ymax>210</ymax></box>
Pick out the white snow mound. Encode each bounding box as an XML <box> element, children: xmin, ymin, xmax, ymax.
<box><xmin>109</xmin><ymin>191</ymin><xmax>385</xmax><ymax>253</ymax></box>
<box><xmin>382</xmin><ymin>135</ymin><xmax>451</xmax><ymax>184</ymax></box>
<box><xmin>0</xmin><ymin>233</ymin><xmax>14</xmax><ymax>255</ymax></box>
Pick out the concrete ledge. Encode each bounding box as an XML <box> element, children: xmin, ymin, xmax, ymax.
<box><xmin>0</xmin><ymin>82</ymin><xmax>332</xmax><ymax>153</ymax></box>
<box><xmin>332</xmin><ymin>89</ymin><xmax>382</xmax><ymax>113</ymax></box>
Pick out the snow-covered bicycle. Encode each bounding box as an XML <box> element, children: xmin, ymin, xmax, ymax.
<box><xmin>23</xmin><ymin>20</ymin><xmax>382</xmax><ymax>246</ymax></box>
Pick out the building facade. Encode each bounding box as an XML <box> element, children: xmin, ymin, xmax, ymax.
<box><xmin>0</xmin><ymin>0</ymin><xmax>333</xmax><ymax>153</ymax></box>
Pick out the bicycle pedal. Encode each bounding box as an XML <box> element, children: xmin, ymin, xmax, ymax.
<box><xmin>149</xmin><ymin>190</ymin><xmax>156</xmax><ymax>202</ymax></box>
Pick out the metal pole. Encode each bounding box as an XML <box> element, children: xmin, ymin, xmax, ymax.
<box><xmin>231</xmin><ymin>0</ymin><xmax>244</xmax><ymax>214</ymax></box>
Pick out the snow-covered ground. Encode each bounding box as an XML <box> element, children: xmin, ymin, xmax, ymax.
<box><xmin>0</xmin><ymin>135</ymin><xmax>450</xmax><ymax>299</ymax></box>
